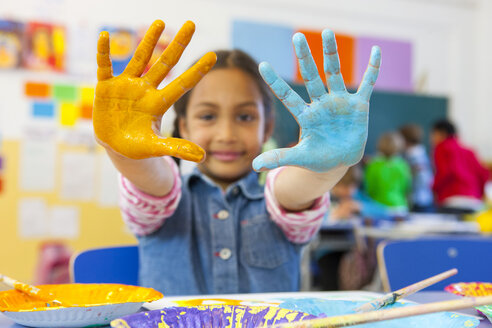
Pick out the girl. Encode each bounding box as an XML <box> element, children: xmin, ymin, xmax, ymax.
<box><xmin>93</xmin><ymin>20</ymin><xmax>381</xmax><ymax>295</ymax></box>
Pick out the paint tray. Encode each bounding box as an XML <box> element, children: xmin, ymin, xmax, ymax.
<box><xmin>110</xmin><ymin>305</ymin><xmax>316</xmax><ymax>328</ymax></box>
<box><xmin>445</xmin><ymin>282</ymin><xmax>492</xmax><ymax>322</ymax></box>
<box><xmin>0</xmin><ymin>283</ymin><xmax>163</xmax><ymax>327</ymax></box>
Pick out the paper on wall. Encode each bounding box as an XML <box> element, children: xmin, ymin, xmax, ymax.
<box><xmin>59</xmin><ymin>121</ymin><xmax>96</xmax><ymax>148</ymax></box>
<box><xmin>18</xmin><ymin>198</ymin><xmax>48</xmax><ymax>238</ymax></box>
<box><xmin>19</xmin><ymin>127</ymin><xmax>57</xmax><ymax>191</ymax></box>
<box><xmin>98</xmin><ymin>153</ymin><xmax>119</xmax><ymax>206</ymax></box>
<box><xmin>49</xmin><ymin>206</ymin><xmax>79</xmax><ymax>238</ymax></box>
<box><xmin>60</xmin><ymin>152</ymin><xmax>96</xmax><ymax>200</ymax></box>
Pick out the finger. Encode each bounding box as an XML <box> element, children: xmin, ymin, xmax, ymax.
<box><xmin>123</xmin><ymin>20</ymin><xmax>165</xmax><ymax>77</ymax></box>
<box><xmin>159</xmin><ymin>51</ymin><xmax>217</xmax><ymax>108</ymax></box>
<box><xmin>152</xmin><ymin>137</ymin><xmax>205</xmax><ymax>162</ymax></box>
<box><xmin>322</xmin><ymin>29</ymin><xmax>346</xmax><ymax>93</ymax></box>
<box><xmin>144</xmin><ymin>20</ymin><xmax>195</xmax><ymax>87</ymax></box>
<box><xmin>259</xmin><ymin>61</ymin><xmax>305</xmax><ymax>118</ymax></box>
<box><xmin>97</xmin><ymin>31</ymin><xmax>113</xmax><ymax>81</ymax></box>
<box><xmin>357</xmin><ymin>45</ymin><xmax>381</xmax><ymax>101</ymax></box>
<box><xmin>252</xmin><ymin>148</ymin><xmax>299</xmax><ymax>172</ymax></box>
<box><xmin>293</xmin><ymin>32</ymin><xmax>326</xmax><ymax>101</ymax></box>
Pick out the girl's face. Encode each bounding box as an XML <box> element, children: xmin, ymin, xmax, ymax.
<box><xmin>179</xmin><ymin>68</ymin><xmax>272</xmax><ymax>189</ymax></box>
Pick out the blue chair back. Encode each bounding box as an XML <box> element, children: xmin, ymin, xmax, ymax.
<box><xmin>71</xmin><ymin>245</ymin><xmax>139</xmax><ymax>285</ymax></box>
<box><xmin>377</xmin><ymin>236</ymin><xmax>492</xmax><ymax>292</ymax></box>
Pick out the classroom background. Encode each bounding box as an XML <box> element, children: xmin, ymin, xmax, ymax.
<box><xmin>0</xmin><ymin>0</ymin><xmax>491</xmax><ymax>285</ymax></box>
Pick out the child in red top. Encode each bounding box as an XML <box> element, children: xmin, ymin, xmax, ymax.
<box><xmin>431</xmin><ymin>120</ymin><xmax>489</xmax><ymax>213</ymax></box>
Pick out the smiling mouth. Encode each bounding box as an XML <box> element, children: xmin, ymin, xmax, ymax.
<box><xmin>210</xmin><ymin>151</ymin><xmax>243</xmax><ymax>162</ymax></box>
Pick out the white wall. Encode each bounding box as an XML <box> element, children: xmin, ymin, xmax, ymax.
<box><xmin>1</xmin><ymin>0</ymin><xmax>490</xmax><ymax>158</ymax></box>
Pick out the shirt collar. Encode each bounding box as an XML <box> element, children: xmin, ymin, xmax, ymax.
<box><xmin>184</xmin><ymin>167</ymin><xmax>264</xmax><ymax>200</ymax></box>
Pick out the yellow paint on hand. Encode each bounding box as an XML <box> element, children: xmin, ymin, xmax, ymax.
<box><xmin>93</xmin><ymin>20</ymin><xmax>216</xmax><ymax>161</ymax></box>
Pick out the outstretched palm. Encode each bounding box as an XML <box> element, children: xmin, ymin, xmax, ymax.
<box><xmin>253</xmin><ymin>30</ymin><xmax>381</xmax><ymax>172</ymax></box>
<box><xmin>93</xmin><ymin>20</ymin><xmax>216</xmax><ymax>161</ymax></box>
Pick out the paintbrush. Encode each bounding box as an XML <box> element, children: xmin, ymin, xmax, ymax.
<box><xmin>269</xmin><ymin>295</ymin><xmax>492</xmax><ymax>328</ymax></box>
<box><xmin>0</xmin><ymin>274</ymin><xmax>68</xmax><ymax>307</ymax></box>
<box><xmin>354</xmin><ymin>268</ymin><xmax>458</xmax><ymax>313</ymax></box>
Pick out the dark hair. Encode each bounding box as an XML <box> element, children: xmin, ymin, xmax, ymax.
<box><xmin>338</xmin><ymin>165</ymin><xmax>362</xmax><ymax>186</ymax></box>
<box><xmin>172</xmin><ymin>49</ymin><xmax>274</xmax><ymax>139</ymax></box>
<box><xmin>432</xmin><ymin>119</ymin><xmax>456</xmax><ymax>137</ymax></box>
<box><xmin>399</xmin><ymin>124</ymin><xmax>423</xmax><ymax>145</ymax></box>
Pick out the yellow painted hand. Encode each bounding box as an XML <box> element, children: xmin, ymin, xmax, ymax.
<box><xmin>93</xmin><ymin>20</ymin><xmax>216</xmax><ymax>161</ymax></box>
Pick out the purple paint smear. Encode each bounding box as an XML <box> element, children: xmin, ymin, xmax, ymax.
<box><xmin>112</xmin><ymin>306</ymin><xmax>316</xmax><ymax>328</ymax></box>
<box><xmin>356</xmin><ymin>37</ymin><xmax>413</xmax><ymax>92</ymax></box>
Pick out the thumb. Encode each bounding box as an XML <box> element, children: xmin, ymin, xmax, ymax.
<box><xmin>252</xmin><ymin>148</ymin><xmax>296</xmax><ymax>172</ymax></box>
<box><xmin>153</xmin><ymin>137</ymin><xmax>205</xmax><ymax>163</ymax></box>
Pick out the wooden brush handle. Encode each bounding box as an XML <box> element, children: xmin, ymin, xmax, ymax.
<box><xmin>355</xmin><ymin>268</ymin><xmax>458</xmax><ymax>312</ymax></box>
<box><xmin>272</xmin><ymin>295</ymin><xmax>492</xmax><ymax>328</ymax></box>
<box><xmin>0</xmin><ymin>274</ymin><xmax>63</xmax><ymax>306</ymax></box>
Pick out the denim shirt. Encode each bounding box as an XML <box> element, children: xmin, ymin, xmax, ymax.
<box><xmin>137</xmin><ymin>168</ymin><xmax>302</xmax><ymax>296</ymax></box>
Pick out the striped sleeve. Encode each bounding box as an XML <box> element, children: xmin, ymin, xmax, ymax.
<box><xmin>265</xmin><ymin>167</ymin><xmax>330</xmax><ymax>244</ymax></box>
<box><xmin>119</xmin><ymin>157</ymin><xmax>182</xmax><ymax>236</ymax></box>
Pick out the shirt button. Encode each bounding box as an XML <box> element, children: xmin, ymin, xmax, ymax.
<box><xmin>219</xmin><ymin>248</ymin><xmax>232</xmax><ymax>260</ymax></box>
<box><xmin>217</xmin><ymin>210</ymin><xmax>229</xmax><ymax>220</ymax></box>
<box><xmin>232</xmin><ymin>187</ymin><xmax>239</xmax><ymax>195</ymax></box>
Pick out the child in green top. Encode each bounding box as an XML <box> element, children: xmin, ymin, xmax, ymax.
<box><xmin>364</xmin><ymin>132</ymin><xmax>412</xmax><ymax>212</ymax></box>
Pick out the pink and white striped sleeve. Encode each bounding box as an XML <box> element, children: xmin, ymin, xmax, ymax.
<box><xmin>119</xmin><ymin>157</ymin><xmax>182</xmax><ymax>236</ymax></box>
<box><xmin>265</xmin><ymin>167</ymin><xmax>330</xmax><ymax>244</ymax></box>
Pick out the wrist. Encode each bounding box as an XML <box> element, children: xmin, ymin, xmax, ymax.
<box><xmin>315</xmin><ymin>165</ymin><xmax>349</xmax><ymax>182</ymax></box>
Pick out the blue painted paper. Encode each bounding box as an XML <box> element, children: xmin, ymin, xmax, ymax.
<box><xmin>232</xmin><ymin>20</ymin><xmax>295</xmax><ymax>81</ymax></box>
<box><xmin>279</xmin><ymin>298</ymin><xmax>480</xmax><ymax>328</ymax></box>
<box><xmin>32</xmin><ymin>102</ymin><xmax>55</xmax><ymax>118</ymax></box>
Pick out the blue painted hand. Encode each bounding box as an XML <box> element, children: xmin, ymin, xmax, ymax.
<box><xmin>252</xmin><ymin>30</ymin><xmax>381</xmax><ymax>172</ymax></box>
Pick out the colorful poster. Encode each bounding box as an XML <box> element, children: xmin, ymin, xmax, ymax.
<box><xmin>0</xmin><ymin>20</ymin><xmax>23</xmax><ymax>69</ymax></box>
<box><xmin>137</xmin><ymin>26</ymin><xmax>171</xmax><ymax>75</ymax></box>
<box><xmin>24</xmin><ymin>22</ymin><xmax>65</xmax><ymax>71</ymax></box>
<box><xmin>101</xmin><ymin>26</ymin><xmax>136</xmax><ymax>75</ymax></box>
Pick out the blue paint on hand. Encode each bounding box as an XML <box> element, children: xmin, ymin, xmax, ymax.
<box><xmin>253</xmin><ymin>29</ymin><xmax>381</xmax><ymax>172</ymax></box>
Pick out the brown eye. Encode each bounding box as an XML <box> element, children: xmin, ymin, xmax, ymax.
<box><xmin>237</xmin><ymin>114</ymin><xmax>254</xmax><ymax>122</ymax></box>
<box><xmin>199</xmin><ymin>113</ymin><xmax>215</xmax><ymax>121</ymax></box>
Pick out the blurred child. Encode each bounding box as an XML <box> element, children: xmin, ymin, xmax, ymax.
<box><xmin>399</xmin><ymin>124</ymin><xmax>434</xmax><ymax>212</ymax></box>
<box><xmin>328</xmin><ymin>166</ymin><xmax>362</xmax><ymax>221</ymax></box>
<box><xmin>364</xmin><ymin>132</ymin><xmax>411</xmax><ymax>212</ymax></box>
<box><xmin>431</xmin><ymin>120</ymin><xmax>489</xmax><ymax>214</ymax></box>
<box><xmin>93</xmin><ymin>20</ymin><xmax>381</xmax><ymax>295</ymax></box>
